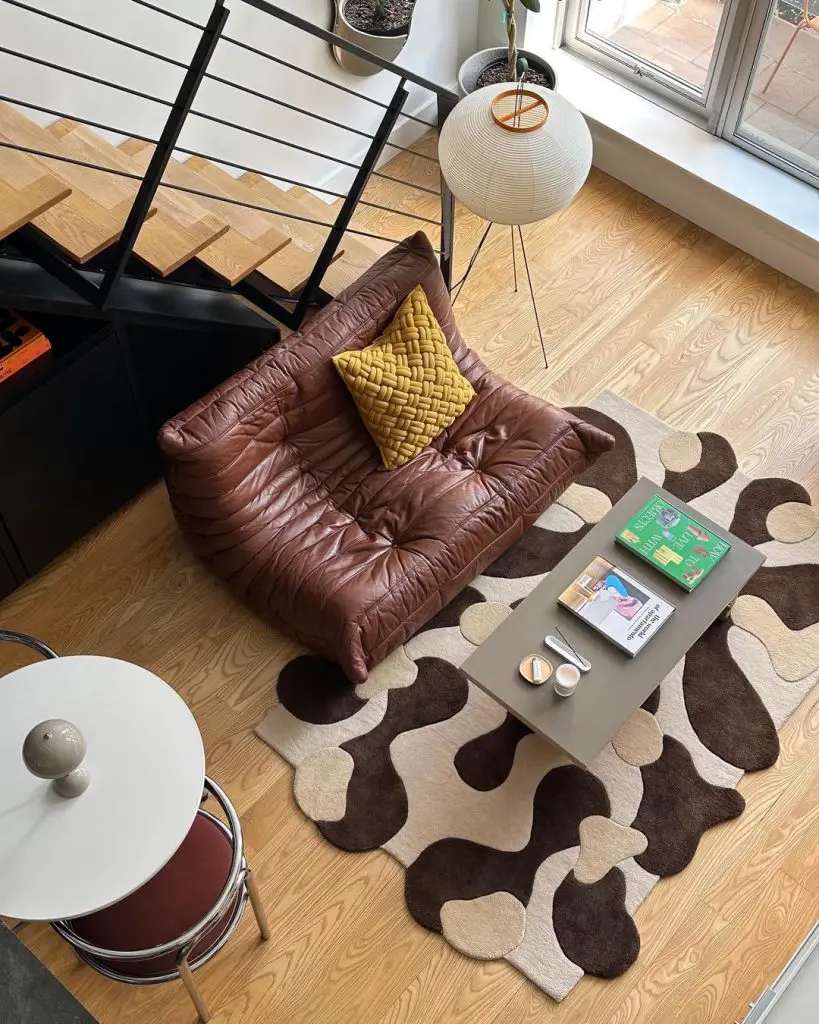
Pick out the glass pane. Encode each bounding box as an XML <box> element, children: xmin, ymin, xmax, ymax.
<box><xmin>583</xmin><ymin>0</ymin><xmax>728</xmax><ymax>92</ymax></box>
<box><xmin>739</xmin><ymin>0</ymin><xmax>819</xmax><ymax>175</ymax></box>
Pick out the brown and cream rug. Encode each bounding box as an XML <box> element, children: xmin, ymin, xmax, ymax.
<box><xmin>256</xmin><ymin>391</ymin><xmax>819</xmax><ymax>1001</ymax></box>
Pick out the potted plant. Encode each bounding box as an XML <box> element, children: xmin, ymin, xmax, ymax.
<box><xmin>458</xmin><ymin>0</ymin><xmax>556</xmax><ymax>95</ymax></box>
<box><xmin>331</xmin><ymin>0</ymin><xmax>418</xmax><ymax>77</ymax></box>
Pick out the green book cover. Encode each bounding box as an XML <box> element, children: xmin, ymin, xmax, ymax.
<box><xmin>615</xmin><ymin>495</ymin><xmax>731</xmax><ymax>591</ymax></box>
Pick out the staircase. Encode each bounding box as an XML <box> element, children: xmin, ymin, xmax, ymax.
<box><xmin>0</xmin><ymin>0</ymin><xmax>457</xmax><ymax>335</ymax></box>
<box><xmin>0</xmin><ymin>102</ymin><xmax>387</xmax><ymax>305</ymax></box>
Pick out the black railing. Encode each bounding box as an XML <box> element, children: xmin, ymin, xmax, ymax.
<box><xmin>0</xmin><ymin>0</ymin><xmax>458</xmax><ymax>330</ymax></box>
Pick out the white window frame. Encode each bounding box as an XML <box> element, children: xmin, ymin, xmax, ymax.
<box><xmin>558</xmin><ymin>0</ymin><xmax>819</xmax><ymax>189</ymax></box>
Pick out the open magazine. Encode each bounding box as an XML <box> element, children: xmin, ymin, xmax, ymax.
<box><xmin>558</xmin><ymin>555</ymin><xmax>674</xmax><ymax>656</ymax></box>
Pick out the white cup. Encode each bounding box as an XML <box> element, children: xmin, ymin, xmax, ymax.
<box><xmin>554</xmin><ymin>662</ymin><xmax>580</xmax><ymax>697</ymax></box>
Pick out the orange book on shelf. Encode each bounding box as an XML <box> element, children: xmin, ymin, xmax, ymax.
<box><xmin>0</xmin><ymin>311</ymin><xmax>52</xmax><ymax>383</ymax></box>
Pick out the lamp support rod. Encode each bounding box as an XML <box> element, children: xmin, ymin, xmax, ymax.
<box><xmin>452</xmin><ymin>222</ymin><xmax>547</xmax><ymax>370</ymax></box>
<box><xmin>517</xmin><ymin>225</ymin><xmax>548</xmax><ymax>369</ymax></box>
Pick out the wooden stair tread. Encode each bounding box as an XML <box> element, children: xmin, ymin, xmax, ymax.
<box><xmin>47</xmin><ymin>121</ymin><xmax>228</xmax><ymax>277</ymax></box>
<box><xmin>267</xmin><ymin>182</ymin><xmax>379</xmax><ymax>295</ymax></box>
<box><xmin>237</xmin><ymin>171</ymin><xmax>348</xmax><ymax>295</ymax></box>
<box><xmin>56</xmin><ymin>126</ymin><xmax>219</xmax><ymax>231</ymax></box>
<box><xmin>0</xmin><ymin>145</ymin><xmax>71</xmax><ymax>242</ymax></box>
<box><xmin>0</xmin><ymin>103</ymin><xmax>142</xmax><ymax>262</ymax></box>
<box><xmin>288</xmin><ymin>187</ymin><xmax>383</xmax><ymax>257</ymax></box>
<box><xmin>287</xmin><ymin>185</ymin><xmax>383</xmax><ymax>293</ymax></box>
<box><xmin>123</xmin><ymin>141</ymin><xmax>292</xmax><ymax>286</ymax></box>
<box><xmin>191</xmin><ymin>161</ymin><xmax>339</xmax><ymax>296</ymax></box>
<box><xmin>180</xmin><ymin>158</ymin><xmax>290</xmax><ymax>249</ymax></box>
<box><xmin>237</xmin><ymin>171</ymin><xmax>337</xmax><ymax>251</ymax></box>
<box><xmin>286</xmin><ymin>185</ymin><xmax>382</xmax><ymax>293</ymax></box>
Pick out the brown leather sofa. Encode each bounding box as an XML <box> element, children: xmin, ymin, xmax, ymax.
<box><xmin>159</xmin><ymin>233</ymin><xmax>614</xmax><ymax>682</ymax></box>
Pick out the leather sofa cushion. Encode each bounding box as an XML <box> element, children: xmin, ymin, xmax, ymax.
<box><xmin>159</xmin><ymin>233</ymin><xmax>614</xmax><ymax>682</ymax></box>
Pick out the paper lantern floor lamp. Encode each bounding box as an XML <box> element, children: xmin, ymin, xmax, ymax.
<box><xmin>438</xmin><ymin>81</ymin><xmax>593</xmax><ymax>367</ymax></box>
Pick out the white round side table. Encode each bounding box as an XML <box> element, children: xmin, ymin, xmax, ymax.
<box><xmin>0</xmin><ymin>655</ymin><xmax>205</xmax><ymax>922</ymax></box>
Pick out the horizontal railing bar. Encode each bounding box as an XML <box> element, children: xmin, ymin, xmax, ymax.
<box><xmin>0</xmin><ymin>138</ymin><xmax>144</xmax><ymax>183</ymax></box>
<box><xmin>0</xmin><ymin>94</ymin><xmax>160</xmax><ymax>147</ymax></box>
<box><xmin>172</xmin><ymin>143</ymin><xmax>441</xmax><ymax>218</ymax></box>
<box><xmin>372</xmin><ymin>170</ymin><xmax>440</xmax><ymax>196</ymax></box>
<box><xmin>1</xmin><ymin>0</ymin><xmax>189</xmax><ymax>69</ymax></box>
<box><xmin>178</xmin><ymin>136</ymin><xmax>439</xmax><ymax>198</ymax></box>
<box><xmin>188</xmin><ymin>107</ymin><xmax>361</xmax><ymax>169</ymax></box>
<box><xmin>219</xmin><ymin>34</ymin><xmax>437</xmax><ymax>129</ymax></box>
<box><xmin>143</xmin><ymin>181</ymin><xmax>430</xmax><ymax>248</ymax></box>
<box><xmin>0</xmin><ymin>45</ymin><xmax>174</xmax><ymax>107</ymax></box>
<box><xmin>202</xmin><ymin>69</ymin><xmax>439</xmax><ymax>165</ymax></box>
<box><xmin>353</xmin><ymin>197</ymin><xmax>440</xmax><ymax>225</ymax></box>
<box><xmin>0</xmin><ymin>95</ymin><xmax>392</xmax><ymax>208</ymax></box>
<box><xmin>187</xmin><ymin>107</ymin><xmax>439</xmax><ymax>194</ymax></box>
<box><xmin>383</xmin><ymin>139</ymin><xmax>439</xmax><ymax>163</ymax></box>
<box><xmin>0</xmin><ymin>139</ymin><xmax>436</xmax><ymax>248</ymax></box>
<box><xmin>125</xmin><ymin>0</ymin><xmax>207</xmax><ymax>29</ymax></box>
<box><xmin>237</xmin><ymin>0</ymin><xmax>458</xmax><ymax>101</ymax></box>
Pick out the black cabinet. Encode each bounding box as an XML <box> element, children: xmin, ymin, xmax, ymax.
<box><xmin>0</xmin><ymin>314</ymin><xmax>273</xmax><ymax>594</ymax></box>
<box><xmin>0</xmin><ymin>327</ymin><xmax>158</xmax><ymax>575</ymax></box>
<box><xmin>119</xmin><ymin>324</ymin><xmax>267</xmax><ymax>433</ymax></box>
<box><xmin>0</xmin><ymin>548</ymin><xmax>19</xmax><ymax>599</ymax></box>
<box><xmin>0</xmin><ymin>516</ymin><xmax>24</xmax><ymax>599</ymax></box>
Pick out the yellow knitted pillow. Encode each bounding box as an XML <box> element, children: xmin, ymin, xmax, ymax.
<box><xmin>333</xmin><ymin>285</ymin><xmax>475</xmax><ymax>470</ymax></box>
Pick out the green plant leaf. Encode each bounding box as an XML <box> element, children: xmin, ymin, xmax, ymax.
<box><xmin>519</xmin><ymin>0</ymin><xmax>541</xmax><ymax>11</ymax></box>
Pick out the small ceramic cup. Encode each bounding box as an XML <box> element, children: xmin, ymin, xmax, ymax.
<box><xmin>554</xmin><ymin>663</ymin><xmax>580</xmax><ymax>697</ymax></box>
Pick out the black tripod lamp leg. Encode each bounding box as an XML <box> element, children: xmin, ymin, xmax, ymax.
<box><xmin>453</xmin><ymin>222</ymin><xmax>494</xmax><ymax>305</ymax></box>
<box><xmin>511</xmin><ymin>225</ymin><xmax>518</xmax><ymax>293</ymax></box>
<box><xmin>517</xmin><ymin>225</ymin><xmax>548</xmax><ymax>370</ymax></box>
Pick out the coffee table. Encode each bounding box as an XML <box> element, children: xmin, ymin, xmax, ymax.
<box><xmin>461</xmin><ymin>477</ymin><xmax>765</xmax><ymax>767</ymax></box>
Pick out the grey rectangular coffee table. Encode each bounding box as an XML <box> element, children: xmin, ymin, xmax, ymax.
<box><xmin>461</xmin><ymin>477</ymin><xmax>765</xmax><ymax>768</ymax></box>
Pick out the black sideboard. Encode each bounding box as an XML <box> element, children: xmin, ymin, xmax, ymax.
<box><xmin>0</xmin><ymin>311</ymin><xmax>274</xmax><ymax>598</ymax></box>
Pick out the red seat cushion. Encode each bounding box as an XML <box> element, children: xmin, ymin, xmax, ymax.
<box><xmin>68</xmin><ymin>811</ymin><xmax>236</xmax><ymax>978</ymax></box>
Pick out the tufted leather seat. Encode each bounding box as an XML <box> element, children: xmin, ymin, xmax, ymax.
<box><xmin>159</xmin><ymin>233</ymin><xmax>614</xmax><ymax>682</ymax></box>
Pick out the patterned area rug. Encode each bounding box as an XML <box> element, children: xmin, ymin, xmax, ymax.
<box><xmin>256</xmin><ymin>391</ymin><xmax>819</xmax><ymax>1001</ymax></box>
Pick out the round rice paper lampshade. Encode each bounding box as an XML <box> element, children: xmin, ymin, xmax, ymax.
<box><xmin>438</xmin><ymin>83</ymin><xmax>593</xmax><ymax>225</ymax></box>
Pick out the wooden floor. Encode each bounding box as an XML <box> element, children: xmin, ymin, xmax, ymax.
<box><xmin>2</xmin><ymin>137</ymin><xmax>818</xmax><ymax>1024</ymax></box>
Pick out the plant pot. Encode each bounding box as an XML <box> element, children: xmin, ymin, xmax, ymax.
<box><xmin>458</xmin><ymin>46</ymin><xmax>557</xmax><ymax>96</ymax></box>
<box><xmin>331</xmin><ymin>0</ymin><xmax>413</xmax><ymax>77</ymax></box>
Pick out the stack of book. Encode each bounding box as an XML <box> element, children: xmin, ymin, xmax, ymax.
<box><xmin>0</xmin><ymin>311</ymin><xmax>52</xmax><ymax>384</ymax></box>
<box><xmin>558</xmin><ymin>495</ymin><xmax>732</xmax><ymax>656</ymax></box>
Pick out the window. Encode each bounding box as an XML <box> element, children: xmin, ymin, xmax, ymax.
<box><xmin>561</xmin><ymin>0</ymin><xmax>819</xmax><ymax>187</ymax></box>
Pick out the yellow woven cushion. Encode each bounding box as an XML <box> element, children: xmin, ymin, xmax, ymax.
<box><xmin>333</xmin><ymin>285</ymin><xmax>475</xmax><ymax>470</ymax></box>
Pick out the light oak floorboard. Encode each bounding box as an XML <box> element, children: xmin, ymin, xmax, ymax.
<box><xmin>1</xmin><ymin>138</ymin><xmax>818</xmax><ymax>1024</ymax></box>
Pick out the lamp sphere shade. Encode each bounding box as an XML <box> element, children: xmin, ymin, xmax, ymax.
<box><xmin>438</xmin><ymin>84</ymin><xmax>593</xmax><ymax>225</ymax></box>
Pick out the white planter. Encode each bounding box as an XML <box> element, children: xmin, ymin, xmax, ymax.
<box><xmin>332</xmin><ymin>0</ymin><xmax>411</xmax><ymax>77</ymax></box>
<box><xmin>458</xmin><ymin>46</ymin><xmax>556</xmax><ymax>96</ymax></box>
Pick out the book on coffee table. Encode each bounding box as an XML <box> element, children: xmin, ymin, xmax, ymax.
<box><xmin>558</xmin><ymin>555</ymin><xmax>674</xmax><ymax>656</ymax></box>
<box><xmin>615</xmin><ymin>494</ymin><xmax>731</xmax><ymax>591</ymax></box>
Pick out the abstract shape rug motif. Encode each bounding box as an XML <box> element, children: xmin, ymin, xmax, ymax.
<box><xmin>256</xmin><ymin>391</ymin><xmax>819</xmax><ymax>1001</ymax></box>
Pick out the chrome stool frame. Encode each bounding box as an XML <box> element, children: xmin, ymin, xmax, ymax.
<box><xmin>52</xmin><ymin>777</ymin><xmax>269</xmax><ymax>1022</ymax></box>
<box><xmin>1</xmin><ymin>631</ymin><xmax>269</xmax><ymax>1020</ymax></box>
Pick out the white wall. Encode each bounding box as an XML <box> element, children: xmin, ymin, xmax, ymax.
<box><xmin>1</xmin><ymin>0</ymin><xmax>479</xmax><ymax>195</ymax></box>
<box><xmin>478</xmin><ymin>0</ymin><xmax>531</xmax><ymax>49</ymax></box>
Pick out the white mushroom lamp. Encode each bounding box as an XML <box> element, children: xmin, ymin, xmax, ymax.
<box><xmin>22</xmin><ymin>718</ymin><xmax>90</xmax><ymax>798</ymax></box>
<box><xmin>437</xmin><ymin>81</ymin><xmax>593</xmax><ymax>364</ymax></box>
